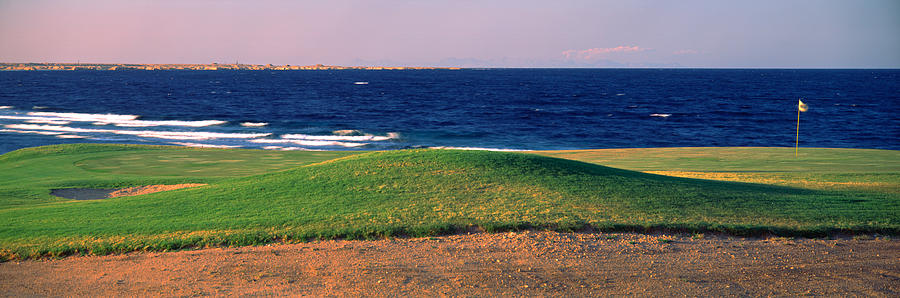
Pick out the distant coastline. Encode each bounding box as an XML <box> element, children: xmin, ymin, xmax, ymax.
<box><xmin>0</xmin><ymin>63</ymin><xmax>460</xmax><ymax>71</ymax></box>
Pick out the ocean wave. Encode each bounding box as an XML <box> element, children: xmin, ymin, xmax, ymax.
<box><xmin>429</xmin><ymin>146</ymin><xmax>530</xmax><ymax>152</ymax></box>
<box><xmin>4</xmin><ymin>124</ymin><xmax>271</xmax><ymax>140</ymax></box>
<box><xmin>99</xmin><ymin>119</ymin><xmax>227</xmax><ymax>127</ymax></box>
<box><xmin>261</xmin><ymin>146</ymin><xmax>319</xmax><ymax>151</ymax></box>
<box><xmin>1</xmin><ymin>115</ymin><xmax>53</xmax><ymax>121</ymax></box>
<box><xmin>24</xmin><ymin>119</ymin><xmax>72</xmax><ymax>125</ymax></box>
<box><xmin>240</xmin><ymin>122</ymin><xmax>269</xmax><ymax>127</ymax></box>
<box><xmin>170</xmin><ymin>142</ymin><xmax>241</xmax><ymax>149</ymax></box>
<box><xmin>22</xmin><ymin>112</ymin><xmax>226</xmax><ymax>127</ymax></box>
<box><xmin>125</xmin><ymin>130</ymin><xmax>271</xmax><ymax>140</ymax></box>
<box><xmin>55</xmin><ymin>134</ymin><xmax>88</xmax><ymax>139</ymax></box>
<box><xmin>0</xmin><ymin>106</ymin><xmax>12</xmax><ymax>109</ymax></box>
<box><xmin>28</xmin><ymin>112</ymin><xmax>138</xmax><ymax>122</ymax></box>
<box><xmin>0</xmin><ymin>129</ymin><xmax>65</xmax><ymax>135</ymax></box>
<box><xmin>4</xmin><ymin>124</ymin><xmax>101</xmax><ymax>133</ymax></box>
<box><xmin>650</xmin><ymin>113</ymin><xmax>672</xmax><ymax>118</ymax></box>
<box><xmin>281</xmin><ymin>132</ymin><xmax>399</xmax><ymax>142</ymax></box>
<box><xmin>250</xmin><ymin>138</ymin><xmax>368</xmax><ymax>147</ymax></box>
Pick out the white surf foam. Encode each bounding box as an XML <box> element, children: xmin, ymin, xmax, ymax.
<box><xmin>134</xmin><ymin>133</ymin><xmax>212</xmax><ymax>140</ymax></box>
<box><xmin>250</xmin><ymin>138</ymin><xmax>368</xmax><ymax>147</ymax></box>
<box><xmin>0</xmin><ymin>106</ymin><xmax>12</xmax><ymax>109</ymax></box>
<box><xmin>0</xmin><ymin>115</ymin><xmax>43</xmax><ymax>121</ymax></box>
<box><xmin>125</xmin><ymin>131</ymin><xmax>270</xmax><ymax>140</ymax></box>
<box><xmin>55</xmin><ymin>134</ymin><xmax>88</xmax><ymax>139</ymax></box>
<box><xmin>650</xmin><ymin>113</ymin><xmax>672</xmax><ymax>118</ymax></box>
<box><xmin>24</xmin><ymin>112</ymin><xmax>225</xmax><ymax>127</ymax></box>
<box><xmin>109</xmin><ymin>119</ymin><xmax>227</xmax><ymax>127</ymax></box>
<box><xmin>240</xmin><ymin>122</ymin><xmax>269</xmax><ymax>127</ymax></box>
<box><xmin>354</xmin><ymin>81</ymin><xmax>369</xmax><ymax>85</ymax></box>
<box><xmin>5</xmin><ymin>124</ymin><xmax>106</xmax><ymax>134</ymax></box>
<box><xmin>261</xmin><ymin>146</ymin><xmax>318</xmax><ymax>151</ymax></box>
<box><xmin>170</xmin><ymin>142</ymin><xmax>241</xmax><ymax>149</ymax></box>
<box><xmin>281</xmin><ymin>132</ymin><xmax>399</xmax><ymax>142</ymax></box>
<box><xmin>4</xmin><ymin>124</ymin><xmax>271</xmax><ymax>140</ymax></box>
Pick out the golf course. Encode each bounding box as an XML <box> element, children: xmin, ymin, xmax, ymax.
<box><xmin>0</xmin><ymin>144</ymin><xmax>897</xmax><ymax>261</ymax></box>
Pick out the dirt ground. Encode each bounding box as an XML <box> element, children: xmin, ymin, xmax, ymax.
<box><xmin>107</xmin><ymin>184</ymin><xmax>206</xmax><ymax>198</ymax></box>
<box><xmin>1</xmin><ymin>231</ymin><xmax>898</xmax><ymax>297</ymax></box>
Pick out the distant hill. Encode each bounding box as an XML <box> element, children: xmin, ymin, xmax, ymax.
<box><xmin>0</xmin><ymin>63</ymin><xmax>460</xmax><ymax>71</ymax></box>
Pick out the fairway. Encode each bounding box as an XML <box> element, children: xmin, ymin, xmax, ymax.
<box><xmin>534</xmin><ymin>147</ymin><xmax>899</xmax><ymax>172</ymax></box>
<box><xmin>0</xmin><ymin>144</ymin><xmax>359</xmax><ymax>207</ymax></box>
<box><xmin>534</xmin><ymin>147</ymin><xmax>900</xmax><ymax>193</ymax></box>
<box><xmin>75</xmin><ymin>149</ymin><xmax>361</xmax><ymax>177</ymax></box>
<box><xmin>0</xmin><ymin>144</ymin><xmax>897</xmax><ymax>260</ymax></box>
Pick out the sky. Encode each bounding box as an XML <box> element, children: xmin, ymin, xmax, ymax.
<box><xmin>1</xmin><ymin>0</ymin><xmax>898</xmax><ymax>68</ymax></box>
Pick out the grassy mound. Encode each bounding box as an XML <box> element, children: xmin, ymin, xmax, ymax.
<box><xmin>0</xmin><ymin>145</ymin><xmax>897</xmax><ymax>259</ymax></box>
<box><xmin>0</xmin><ymin>144</ymin><xmax>357</xmax><ymax>207</ymax></box>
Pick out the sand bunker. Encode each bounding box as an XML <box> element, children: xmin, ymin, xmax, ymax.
<box><xmin>50</xmin><ymin>184</ymin><xmax>206</xmax><ymax>200</ymax></box>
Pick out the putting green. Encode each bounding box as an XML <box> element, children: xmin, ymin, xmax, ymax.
<box><xmin>533</xmin><ymin>147</ymin><xmax>899</xmax><ymax>173</ymax></box>
<box><xmin>533</xmin><ymin>147</ymin><xmax>900</xmax><ymax>193</ymax></box>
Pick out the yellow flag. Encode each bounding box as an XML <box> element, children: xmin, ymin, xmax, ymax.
<box><xmin>795</xmin><ymin>99</ymin><xmax>807</xmax><ymax>157</ymax></box>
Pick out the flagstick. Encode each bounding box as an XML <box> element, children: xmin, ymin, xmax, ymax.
<box><xmin>795</xmin><ymin>107</ymin><xmax>800</xmax><ymax>157</ymax></box>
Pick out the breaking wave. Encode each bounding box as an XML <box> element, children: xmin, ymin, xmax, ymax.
<box><xmin>0</xmin><ymin>107</ymin><xmax>402</xmax><ymax>151</ymax></box>
<box><xmin>0</xmin><ymin>129</ymin><xmax>65</xmax><ymax>136</ymax></box>
<box><xmin>4</xmin><ymin>124</ymin><xmax>270</xmax><ymax>140</ymax></box>
<box><xmin>249</xmin><ymin>138</ymin><xmax>368</xmax><ymax>147</ymax></box>
<box><xmin>25</xmin><ymin>112</ymin><xmax>226</xmax><ymax>127</ymax></box>
<box><xmin>281</xmin><ymin>132</ymin><xmax>399</xmax><ymax>142</ymax></box>
<box><xmin>240</xmin><ymin>122</ymin><xmax>269</xmax><ymax>127</ymax></box>
<box><xmin>262</xmin><ymin>146</ymin><xmax>320</xmax><ymax>151</ymax></box>
<box><xmin>55</xmin><ymin>134</ymin><xmax>88</xmax><ymax>139</ymax></box>
<box><xmin>170</xmin><ymin>142</ymin><xmax>242</xmax><ymax>149</ymax></box>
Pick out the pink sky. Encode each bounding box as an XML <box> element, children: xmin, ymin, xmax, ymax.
<box><xmin>1</xmin><ymin>0</ymin><xmax>898</xmax><ymax>68</ymax></box>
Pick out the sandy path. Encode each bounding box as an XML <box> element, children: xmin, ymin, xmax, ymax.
<box><xmin>1</xmin><ymin>231</ymin><xmax>898</xmax><ymax>297</ymax></box>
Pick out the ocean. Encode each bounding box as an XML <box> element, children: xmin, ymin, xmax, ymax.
<box><xmin>1</xmin><ymin>69</ymin><xmax>898</xmax><ymax>154</ymax></box>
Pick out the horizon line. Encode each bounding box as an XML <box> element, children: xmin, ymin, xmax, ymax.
<box><xmin>1</xmin><ymin>62</ymin><xmax>898</xmax><ymax>70</ymax></box>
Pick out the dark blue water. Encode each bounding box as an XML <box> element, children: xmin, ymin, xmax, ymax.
<box><xmin>1</xmin><ymin>69</ymin><xmax>898</xmax><ymax>153</ymax></box>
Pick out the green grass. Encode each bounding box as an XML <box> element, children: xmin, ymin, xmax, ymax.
<box><xmin>0</xmin><ymin>144</ymin><xmax>358</xmax><ymax>207</ymax></box>
<box><xmin>534</xmin><ymin>147</ymin><xmax>900</xmax><ymax>194</ymax></box>
<box><xmin>0</xmin><ymin>144</ymin><xmax>897</xmax><ymax>260</ymax></box>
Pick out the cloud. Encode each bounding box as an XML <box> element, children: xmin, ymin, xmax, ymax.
<box><xmin>562</xmin><ymin>46</ymin><xmax>651</xmax><ymax>60</ymax></box>
<box><xmin>673</xmin><ymin>49</ymin><xmax>700</xmax><ymax>55</ymax></box>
